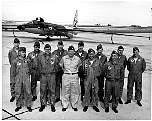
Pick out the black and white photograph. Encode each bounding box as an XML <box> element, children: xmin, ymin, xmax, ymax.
<box><xmin>2</xmin><ymin>0</ymin><xmax>152</xmax><ymax>120</ymax></box>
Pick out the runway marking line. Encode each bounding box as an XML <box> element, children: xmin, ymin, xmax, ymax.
<box><xmin>2</xmin><ymin>109</ymin><xmax>20</xmax><ymax>120</ymax></box>
<box><xmin>2</xmin><ymin>115</ymin><xmax>17</xmax><ymax>120</ymax></box>
<box><xmin>2</xmin><ymin>103</ymin><xmax>50</xmax><ymax>120</ymax></box>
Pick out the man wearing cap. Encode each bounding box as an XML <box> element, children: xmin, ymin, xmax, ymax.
<box><xmin>8</xmin><ymin>38</ymin><xmax>20</xmax><ymax>102</ymax></box>
<box><xmin>80</xmin><ymin>48</ymin><xmax>101</xmax><ymax>112</ymax></box>
<box><xmin>12</xmin><ymin>47</ymin><xmax>32</xmax><ymax>112</ymax></box>
<box><xmin>59</xmin><ymin>45</ymin><xmax>81</xmax><ymax>112</ymax></box>
<box><xmin>27</xmin><ymin>42</ymin><xmax>43</xmax><ymax>101</ymax></box>
<box><xmin>95</xmin><ymin>44</ymin><xmax>107</xmax><ymax>102</ymax></box>
<box><xmin>38</xmin><ymin>44</ymin><xmax>58</xmax><ymax>112</ymax></box>
<box><xmin>117</xmin><ymin>46</ymin><xmax>127</xmax><ymax>104</ymax></box>
<box><xmin>103</xmin><ymin>50</ymin><xmax>124</xmax><ymax>113</ymax></box>
<box><xmin>75</xmin><ymin>41</ymin><xmax>87</xmax><ymax>101</ymax></box>
<box><xmin>52</xmin><ymin>41</ymin><xmax>67</xmax><ymax>103</ymax></box>
<box><xmin>125</xmin><ymin>47</ymin><xmax>146</xmax><ymax>106</ymax></box>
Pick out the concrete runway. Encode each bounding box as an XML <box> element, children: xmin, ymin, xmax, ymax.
<box><xmin>2</xmin><ymin>31</ymin><xmax>152</xmax><ymax>120</ymax></box>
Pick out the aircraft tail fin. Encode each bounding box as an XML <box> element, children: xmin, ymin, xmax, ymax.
<box><xmin>73</xmin><ymin>10</ymin><xmax>78</xmax><ymax>28</ymax></box>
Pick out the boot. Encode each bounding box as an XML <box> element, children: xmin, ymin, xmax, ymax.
<box><xmin>10</xmin><ymin>97</ymin><xmax>15</xmax><ymax>102</ymax></box>
<box><xmin>112</xmin><ymin>107</ymin><xmax>118</xmax><ymax>113</ymax></box>
<box><xmin>27</xmin><ymin>107</ymin><xmax>32</xmax><ymax>112</ymax></box>
<box><xmin>72</xmin><ymin>107</ymin><xmax>78</xmax><ymax>111</ymax></box>
<box><xmin>118</xmin><ymin>98</ymin><xmax>123</xmax><ymax>104</ymax></box>
<box><xmin>15</xmin><ymin>107</ymin><xmax>22</xmax><ymax>112</ymax></box>
<box><xmin>62</xmin><ymin>108</ymin><xmax>67</xmax><ymax>112</ymax></box>
<box><xmin>125</xmin><ymin>100</ymin><xmax>131</xmax><ymax>104</ymax></box>
<box><xmin>39</xmin><ymin>105</ymin><xmax>45</xmax><ymax>112</ymax></box>
<box><xmin>83</xmin><ymin>106</ymin><xmax>88</xmax><ymax>112</ymax></box>
<box><xmin>93</xmin><ymin>106</ymin><xmax>100</xmax><ymax>112</ymax></box>
<box><xmin>105</xmin><ymin>107</ymin><xmax>109</xmax><ymax>113</ymax></box>
<box><xmin>137</xmin><ymin>101</ymin><xmax>142</xmax><ymax>106</ymax></box>
<box><xmin>51</xmin><ymin>105</ymin><xmax>56</xmax><ymax>112</ymax></box>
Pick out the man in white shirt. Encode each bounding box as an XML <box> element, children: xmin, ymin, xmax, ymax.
<box><xmin>59</xmin><ymin>46</ymin><xmax>81</xmax><ymax>112</ymax></box>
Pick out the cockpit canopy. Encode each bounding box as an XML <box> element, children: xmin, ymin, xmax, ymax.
<box><xmin>30</xmin><ymin>17</ymin><xmax>45</xmax><ymax>24</ymax></box>
<box><xmin>36</xmin><ymin>17</ymin><xmax>44</xmax><ymax>22</ymax></box>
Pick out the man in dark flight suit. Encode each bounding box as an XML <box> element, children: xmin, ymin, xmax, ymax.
<box><xmin>117</xmin><ymin>46</ymin><xmax>127</xmax><ymax>104</ymax></box>
<box><xmin>8</xmin><ymin>38</ymin><xmax>20</xmax><ymax>102</ymax></box>
<box><xmin>75</xmin><ymin>41</ymin><xmax>87</xmax><ymax>101</ymax></box>
<box><xmin>104</xmin><ymin>51</ymin><xmax>124</xmax><ymax>113</ymax></box>
<box><xmin>125</xmin><ymin>47</ymin><xmax>146</xmax><ymax>106</ymax></box>
<box><xmin>12</xmin><ymin>47</ymin><xmax>32</xmax><ymax>112</ymax></box>
<box><xmin>95</xmin><ymin>44</ymin><xmax>107</xmax><ymax>102</ymax></box>
<box><xmin>52</xmin><ymin>41</ymin><xmax>67</xmax><ymax>103</ymax></box>
<box><xmin>38</xmin><ymin>44</ymin><xmax>58</xmax><ymax>112</ymax></box>
<box><xmin>27</xmin><ymin>42</ymin><xmax>43</xmax><ymax>101</ymax></box>
<box><xmin>80</xmin><ymin>49</ymin><xmax>101</xmax><ymax>112</ymax></box>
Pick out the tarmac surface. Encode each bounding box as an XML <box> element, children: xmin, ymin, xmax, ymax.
<box><xmin>2</xmin><ymin>31</ymin><xmax>152</xmax><ymax>120</ymax></box>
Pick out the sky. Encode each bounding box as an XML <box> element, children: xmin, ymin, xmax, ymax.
<box><xmin>2</xmin><ymin>0</ymin><xmax>152</xmax><ymax>26</ymax></box>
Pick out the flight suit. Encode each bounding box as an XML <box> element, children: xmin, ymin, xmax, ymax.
<box><xmin>8</xmin><ymin>47</ymin><xmax>19</xmax><ymax>97</ymax></box>
<box><xmin>52</xmin><ymin>49</ymin><xmax>67</xmax><ymax>101</ymax></box>
<box><xmin>38</xmin><ymin>53</ymin><xmax>58</xmax><ymax>106</ymax></box>
<box><xmin>59</xmin><ymin>55</ymin><xmax>81</xmax><ymax>108</ymax></box>
<box><xmin>95</xmin><ymin>54</ymin><xmax>107</xmax><ymax>101</ymax></box>
<box><xmin>127</xmin><ymin>55</ymin><xmax>146</xmax><ymax>101</ymax></box>
<box><xmin>118</xmin><ymin>55</ymin><xmax>127</xmax><ymax>98</ymax></box>
<box><xmin>103</xmin><ymin>61</ymin><xmax>124</xmax><ymax>108</ymax></box>
<box><xmin>75</xmin><ymin>50</ymin><xmax>87</xmax><ymax>101</ymax></box>
<box><xmin>27</xmin><ymin>50</ymin><xmax>43</xmax><ymax>97</ymax></box>
<box><xmin>12</xmin><ymin>57</ymin><xmax>32</xmax><ymax>107</ymax></box>
<box><xmin>81</xmin><ymin>58</ymin><xmax>101</xmax><ymax>107</ymax></box>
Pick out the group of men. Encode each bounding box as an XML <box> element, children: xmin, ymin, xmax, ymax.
<box><xmin>8</xmin><ymin>38</ymin><xmax>146</xmax><ymax>113</ymax></box>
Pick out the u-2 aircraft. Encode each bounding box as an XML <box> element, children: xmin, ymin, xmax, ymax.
<box><xmin>17</xmin><ymin>10</ymin><xmax>78</xmax><ymax>39</ymax></box>
<box><xmin>3</xmin><ymin>10</ymin><xmax>151</xmax><ymax>43</ymax></box>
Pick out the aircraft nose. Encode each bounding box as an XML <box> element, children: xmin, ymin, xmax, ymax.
<box><xmin>17</xmin><ymin>25</ymin><xmax>25</xmax><ymax>30</ymax></box>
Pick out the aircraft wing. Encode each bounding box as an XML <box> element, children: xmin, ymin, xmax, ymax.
<box><xmin>2</xmin><ymin>20</ymin><xmax>28</xmax><ymax>31</ymax></box>
<box><xmin>2</xmin><ymin>25</ymin><xmax>18</xmax><ymax>30</ymax></box>
<box><xmin>2</xmin><ymin>25</ymin><xmax>21</xmax><ymax>33</ymax></box>
<box><xmin>58</xmin><ymin>28</ymin><xmax>151</xmax><ymax>40</ymax></box>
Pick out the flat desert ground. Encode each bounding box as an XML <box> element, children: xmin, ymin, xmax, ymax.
<box><xmin>2</xmin><ymin>31</ymin><xmax>152</xmax><ymax>120</ymax></box>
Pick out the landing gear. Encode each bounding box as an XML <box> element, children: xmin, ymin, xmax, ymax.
<box><xmin>46</xmin><ymin>36</ymin><xmax>51</xmax><ymax>41</ymax></box>
<box><xmin>13</xmin><ymin>29</ymin><xmax>17</xmax><ymax>37</ymax></box>
<box><xmin>111</xmin><ymin>34</ymin><xmax>114</xmax><ymax>44</ymax></box>
<box><xmin>148</xmin><ymin>37</ymin><xmax>151</xmax><ymax>40</ymax></box>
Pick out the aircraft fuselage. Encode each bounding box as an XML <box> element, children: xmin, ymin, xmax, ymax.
<box><xmin>17</xmin><ymin>21</ymin><xmax>73</xmax><ymax>38</ymax></box>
